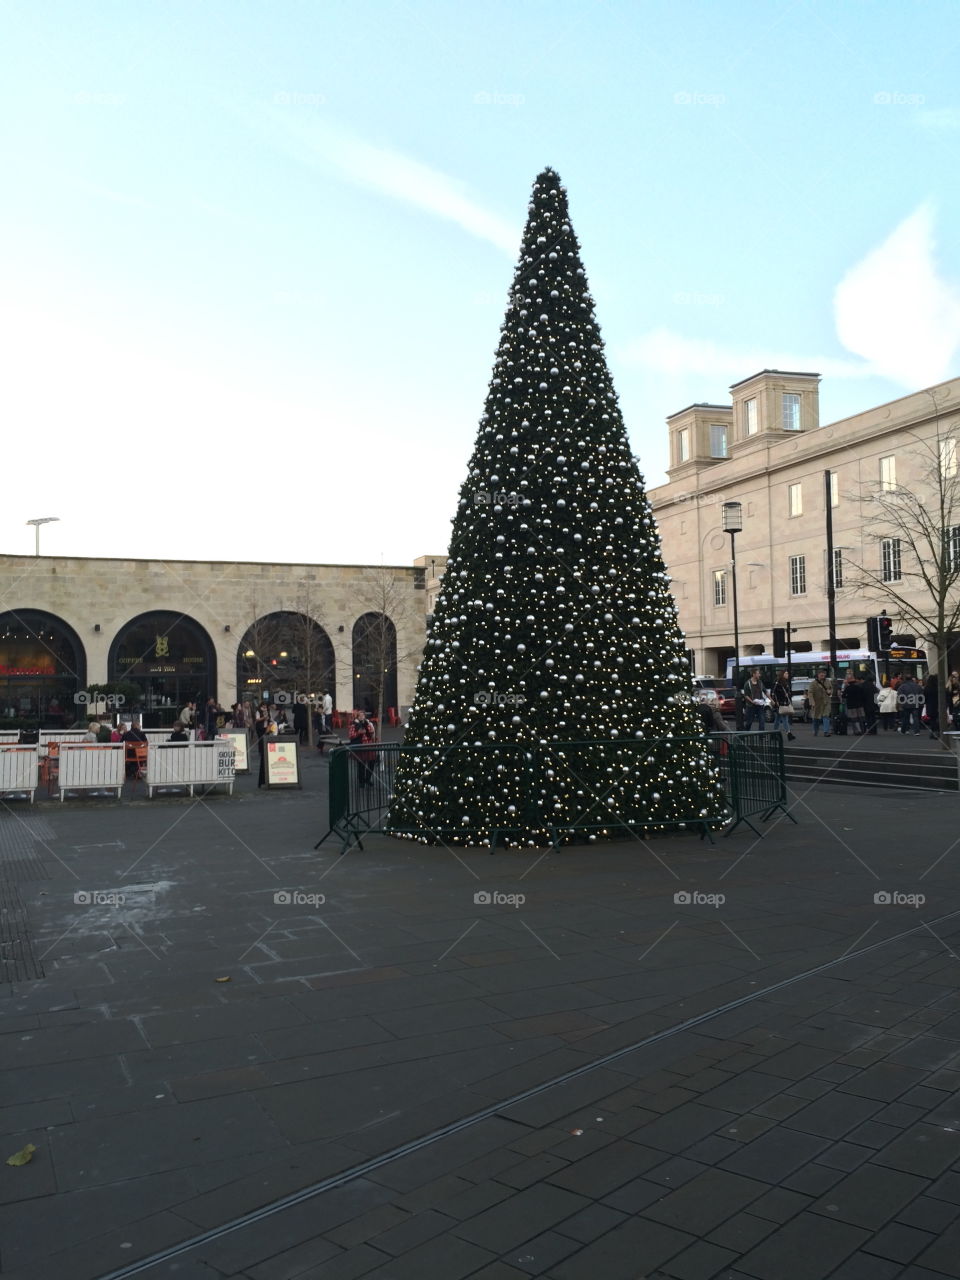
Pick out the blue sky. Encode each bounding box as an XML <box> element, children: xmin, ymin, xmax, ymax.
<box><xmin>2</xmin><ymin>0</ymin><xmax>958</xmax><ymax>566</ymax></box>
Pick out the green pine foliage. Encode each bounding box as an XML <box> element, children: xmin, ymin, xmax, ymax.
<box><xmin>388</xmin><ymin>168</ymin><xmax>725</xmax><ymax>846</ymax></box>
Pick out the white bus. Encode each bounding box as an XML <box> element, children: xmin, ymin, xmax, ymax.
<box><xmin>725</xmin><ymin>646</ymin><xmax>928</xmax><ymax>689</ymax></box>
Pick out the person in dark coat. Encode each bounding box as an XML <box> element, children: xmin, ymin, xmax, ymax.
<box><xmin>897</xmin><ymin>676</ymin><xmax>923</xmax><ymax>735</ymax></box>
<box><xmin>861</xmin><ymin>673</ymin><xmax>879</xmax><ymax>735</ymax></box>
<box><xmin>924</xmin><ymin>674</ymin><xmax>940</xmax><ymax>739</ymax></box>
<box><xmin>292</xmin><ymin>699</ymin><xmax>309</xmax><ymax>746</ymax></box>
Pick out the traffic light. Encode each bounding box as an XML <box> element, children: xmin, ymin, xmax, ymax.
<box><xmin>867</xmin><ymin>614</ymin><xmax>893</xmax><ymax>651</ymax></box>
<box><xmin>772</xmin><ymin>628</ymin><xmax>786</xmax><ymax>658</ymax></box>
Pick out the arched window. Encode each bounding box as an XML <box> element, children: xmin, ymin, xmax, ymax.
<box><xmin>237</xmin><ymin>612</ymin><xmax>335</xmax><ymax>702</ymax></box>
<box><xmin>0</xmin><ymin>609</ymin><xmax>86</xmax><ymax>727</ymax></box>
<box><xmin>352</xmin><ymin>613</ymin><xmax>397</xmax><ymax>717</ymax></box>
<box><xmin>109</xmin><ymin>612</ymin><xmax>216</xmax><ymax>722</ymax></box>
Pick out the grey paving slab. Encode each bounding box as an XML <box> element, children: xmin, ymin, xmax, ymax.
<box><xmin>11</xmin><ymin>785</ymin><xmax>960</xmax><ymax>1280</ymax></box>
<box><xmin>453</xmin><ymin>1184</ymin><xmax>591</xmax><ymax>1251</ymax></box>
<box><xmin>734</xmin><ymin>1213</ymin><xmax>870</xmax><ymax>1279</ymax></box>
<box><xmin>547</xmin><ymin>1217</ymin><xmax>695</xmax><ymax>1279</ymax></box>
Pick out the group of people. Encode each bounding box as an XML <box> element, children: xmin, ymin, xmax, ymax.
<box><xmin>728</xmin><ymin>667</ymin><xmax>958</xmax><ymax>739</ymax></box>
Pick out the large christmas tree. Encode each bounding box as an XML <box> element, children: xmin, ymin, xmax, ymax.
<box><xmin>388</xmin><ymin>167</ymin><xmax>724</xmax><ymax>846</ymax></box>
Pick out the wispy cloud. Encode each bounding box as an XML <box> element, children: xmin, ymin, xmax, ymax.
<box><xmin>834</xmin><ymin>202</ymin><xmax>960</xmax><ymax>387</ymax></box>
<box><xmin>622</xmin><ymin>204</ymin><xmax>960</xmax><ymax>392</ymax></box>
<box><xmin>238</xmin><ymin>99</ymin><xmax>518</xmax><ymax>255</ymax></box>
<box><xmin>620</xmin><ymin>328</ymin><xmax>867</xmax><ymax>382</ymax></box>
<box><xmin>915</xmin><ymin>108</ymin><xmax>960</xmax><ymax>132</ymax></box>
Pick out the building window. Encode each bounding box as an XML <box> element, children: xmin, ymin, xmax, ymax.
<box><xmin>880</xmin><ymin>455</ymin><xmax>896</xmax><ymax>492</ymax></box>
<box><xmin>830</xmin><ymin>472</ymin><xmax>839</xmax><ymax>507</ymax></box>
<box><xmin>789</xmin><ymin>482</ymin><xmax>803</xmax><ymax>517</ymax></box>
<box><xmin>677</xmin><ymin>428</ymin><xmax>690</xmax><ymax>463</ymax></box>
<box><xmin>709</xmin><ymin>424</ymin><xmax>728</xmax><ymax>458</ymax></box>
<box><xmin>831</xmin><ymin>548</ymin><xmax>843</xmax><ymax>590</ymax></box>
<box><xmin>744</xmin><ymin>398</ymin><xmax>757</xmax><ymax>436</ymax></box>
<box><xmin>881</xmin><ymin>537</ymin><xmax>902</xmax><ymax>583</ymax></box>
<box><xmin>941</xmin><ymin>438</ymin><xmax>957</xmax><ymax>479</ymax></box>
<box><xmin>789</xmin><ymin>554</ymin><xmax>806</xmax><ymax>596</ymax></box>
<box><xmin>782</xmin><ymin>393</ymin><xmax>801</xmax><ymax>431</ymax></box>
<box><xmin>946</xmin><ymin>525</ymin><xmax>960</xmax><ymax>573</ymax></box>
<box><xmin>713</xmin><ymin>570</ymin><xmax>727</xmax><ymax>607</ymax></box>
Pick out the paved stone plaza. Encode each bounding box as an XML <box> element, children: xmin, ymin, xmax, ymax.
<box><xmin>3</xmin><ymin>749</ymin><xmax>960</xmax><ymax>1279</ymax></box>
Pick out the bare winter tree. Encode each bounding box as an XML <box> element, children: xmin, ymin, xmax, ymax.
<box><xmin>351</xmin><ymin>566</ymin><xmax>430</xmax><ymax>731</ymax></box>
<box><xmin>238</xmin><ymin>587</ymin><xmax>336</xmax><ymax>747</ymax></box>
<box><xmin>846</xmin><ymin>391</ymin><xmax>960</xmax><ymax>742</ymax></box>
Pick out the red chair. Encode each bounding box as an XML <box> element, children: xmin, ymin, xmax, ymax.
<box><xmin>386</xmin><ymin>707</ymin><xmax>399</xmax><ymax>727</ymax></box>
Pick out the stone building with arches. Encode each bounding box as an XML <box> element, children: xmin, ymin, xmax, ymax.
<box><xmin>0</xmin><ymin>553</ymin><xmax>447</xmax><ymax>727</ymax></box>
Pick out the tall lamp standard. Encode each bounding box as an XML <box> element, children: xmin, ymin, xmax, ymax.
<box><xmin>722</xmin><ymin>501</ymin><xmax>744</xmax><ymax>729</ymax></box>
<box><xmin>26</xmin><ymin>517</ymin><xmax>59</xmax><ymax>556</ymax></box>
<box><xmin>824</xmin><ymin>470</ymin><xmax>841</xmax><ymax>731</ymax></box>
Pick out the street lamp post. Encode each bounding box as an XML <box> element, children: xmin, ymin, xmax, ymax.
<box><xmin>26</xmin><ymin>517</ymin><xmax>59</xmax><ymax>556</ymax></box>
<box><xmin>824</xmin><ymin>470</ymin><xmax>840</xmax><ymax>731</ymax></box>
<box><xmin>722</xmin><ymin>501</ymin><xmax>744</xmax><ymax>729</ymax></box>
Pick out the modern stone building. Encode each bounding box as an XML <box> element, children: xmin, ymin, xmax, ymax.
<box><xmin>0</xmin><ymin>552</ymin><xmax>447</xmax><ymax>727</ymax></box>
<box><xmin>648</xmin><ymin>370</ymin><xmax>960</xmax><ymax>678</ymax></box>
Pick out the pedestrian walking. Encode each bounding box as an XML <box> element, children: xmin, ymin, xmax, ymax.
<box><xmin>897</xmin><ymin>675</ymin><xmax>923</xmax><ymax>735</ymax></box>
<box><xmin>949</xmin><ymin>672</ymin><xmax>960</xmax><ymax>729</ymax></box>
<box><xmin>772</xmin><ymin>670</ymin><xmax>796</xmax><ymax>741</ymax></box>
<box><xmin>807</xmin><ymin>670</ymin><xmax>833</xmax><ymax>737</ymax></box>
<box><xmin>292</xmin><ymin>697</ymin><xmax>309</xmax><ymax>746</ymax></box>
<box><xmin>861</xmin><ymin>672</ymin><xmax>879</xmax><ymax>735</ymax></box>
<box><xmin>844</xmin><ymin>675</ymin><xmax>867</xmax><ymax>736</ymax></box>
<box><xmin>741</xmin><ymin>668</ymin><xmax>769</xmax><ymax>731</ymax></box>
<box><xmin>322</xmin><ymin>690</ymin><xmax>333</xmax><ymax>734</ymax></box>
<box><xmin>924</xmin><ymin>673</ymin><xmax>940</xmax><ymax>739</ymax></box>
<box><xmin>349</xmin><ymin>710</ymin><xmax>377</xmax><ymax>790</ymax></box>
<box><xmin>877</xmin><ymin>681</ymin><xmax>898</xmax><ymax>731</ymax></box>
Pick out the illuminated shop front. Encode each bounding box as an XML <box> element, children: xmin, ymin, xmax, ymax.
<box><xmin>109</xmin><ymin>612</ymin><xmax>216</xmax><ymax>724</ymax></box>
<box><xmin>0</xmin><ymin>610</ymin><xmax>86</xmax><ymax>726</ymax></box>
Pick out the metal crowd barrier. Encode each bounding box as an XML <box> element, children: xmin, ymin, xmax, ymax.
<box><xmin>711</xmin><ymin>730</ymin><xmax>795</xmax><ymax>835</ymax></box>
<box><xmin>315</xmin><ymin>733</ymin><xmax>792</xmax><ymax>853</ymax></box>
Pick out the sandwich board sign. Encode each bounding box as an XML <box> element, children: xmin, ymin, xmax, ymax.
<box><xmin>264</xmin><ymin>738</ymin><xmax>300</xmax><ymax>789</ymax></box>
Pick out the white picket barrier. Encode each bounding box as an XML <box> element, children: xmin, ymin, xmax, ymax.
<box><xmin>57</xmin><ymin>743</ymin><xmax>125</xmax><ymax>800</ymax></box>
<box><xmin>40</xmin><ymin>731</ymin><xmax>89</xmax><ymax>748</ymax></box>
<box><xmin>146</xmin><ymin>740</ymin><xmax>235</xmax><ymax>798</ymax></box>
<box><xmin>143</xmin><ymin>729</ymin><xmax>196</xmax><ymax>745</ymax></box>
<box><xmin>0</xmin><ymin>730</ymin><xmax>20</xmax><ymax>744</ymax></box>
<box><xmin>0</xmin><ymin>746</ymin><xmax>39</xmax><ymax>801</ymax></box>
